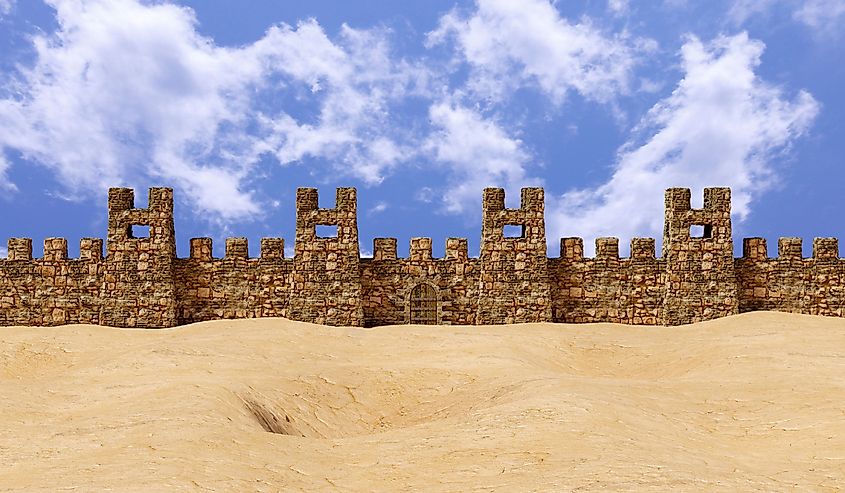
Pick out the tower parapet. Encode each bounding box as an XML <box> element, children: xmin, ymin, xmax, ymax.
<box><xmin>477</xmin><ymin>187</ymin><xmax>551</xmax><ymax>324</ymax></box>
<box><xmin>289</xmin><ymin>187</ymin><xmax>363</xmax><ymax>326</ymax></box>
<box><xmin>662</xmin><ymin>187</ymin><xmax>738</xmax><ymax>324</ymax></box>
<box><xmin>103</xmin><ymin>187</ymin><xmax>176</xmax><ymax>328</ymax></box>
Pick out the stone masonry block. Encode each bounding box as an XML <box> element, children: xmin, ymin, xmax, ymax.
<box><xmin>7</xmin><ymin>238</ymin><xmax>32</xmax><ymax>260</ymax></box>
<box><xmin>335</xmin><ymin>187</ymin><xmax>357</xmax><ymax>212</ymax></box>
<box><xmin>813</xmin><ymin>237</ymin><xmax>838</xmax><ymax>260</ymax></box>
<box><xmin>664</xmin><ymin>188</ymin><xmax>691</xmax><ymax>211</ymax></box>
<box><xmin>260</xmin><ymin>238</ymin><xmax>285</xmax><ymax>259</ymax></box>
<box><xmin>42</xmin><ymin>237</ymin><xmax>68</xmax><ymax>261</ymax></box>
<box><xmin>520</xmin><ymin>187</ymin><xmax>544</xmax><ymax>212</ymax></box>
<box><xmin>630</xmin><ymin>238</ymin><xmax>656</xmax><ymax>260</ymax></box>
<box><xmin>226</xmin><ymin>237</ymin><xmax>249</xmax><ymax>259</ymax></box>
<box><xmin>190</xmin><ymin>238</ymin><xmax>213</xmax><ymax>260</ymax></box>
<box><xmin>148</xmin><ymin>187</ymin><xmax>174</xmax><ymax>212</ymax></box>
<box><xmin>108</xmin><ymin>188</ymin><xmax>134</xmax><ymax>212</ymax></box>
<box><xmin>80</xmin><ymin>238</ymin><xmax>103</xmax><ymax>260</ymax></box>
<box><xmin>779</xmin><ymin>237</ymin><xmax>803</xmax><ymax>260</ymax></box>
<box><xmin>373</xmin><ymin>238</ymin><xmax>397</xmax><ymax>261</ymax></box>
<box><xmin>446</xmin><ymin>238</ymin><xmax>468</xmax><ymax>260</ymax></box>
<box><xmin>560</xmin><ymin>237</ymin><xmax>583</xmax><ymax>260</ymax></box>
<box><xmin>296</xmin><ymin>188</ymin><xmax>319</xmax><ymax>212</ymax></box>
<box><xmin>703</xmin><ymin>187</ymin><xmax>731</xmax><ymax>211</ymax></box>
<box><xmin>482</xmin><ymin>188</ymin><xmax>506</xmax><ymax>212</ymax></box>
<box><xmin>742</xmin><ymin>237</ymin><xmax>768</xmax><ymax>261</ymax></box>
<box><xmin>410</xmin><ymin>237</ymin><xmax>432</xmax><ymax>261</ymax></box>
<box><xmin>596</xmin><ymin>237</ymin><xmax>619</xmax><ymax>259</ymax></box>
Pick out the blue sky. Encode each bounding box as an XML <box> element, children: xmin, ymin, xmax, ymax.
<box><xmin>0</xmin><ymin>0</ymin><xmax>842</xmax><ymax>259</ymax></box>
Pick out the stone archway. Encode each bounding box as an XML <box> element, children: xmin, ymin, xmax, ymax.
<box><xmin>409</xmin><ymin>283</ymin><xmax>438</xmax><ymax>325</ymax></box>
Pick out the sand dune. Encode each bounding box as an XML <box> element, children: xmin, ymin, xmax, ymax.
<box><xmin>1</xmin><ymin>312</ymin><xmax>844</xmax><ymax>491</ymax></box>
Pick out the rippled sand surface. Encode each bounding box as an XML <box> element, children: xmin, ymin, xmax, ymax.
<box><xmin>2</xmin><ymin>312</ymin><xmax>844</xmax><ymax>491</ymax></box>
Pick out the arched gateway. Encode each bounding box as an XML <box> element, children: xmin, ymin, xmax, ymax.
<box><xmin>409</xmin><ymin>283</ymin><xmax>438</xmax><ymax>325</ymax></box>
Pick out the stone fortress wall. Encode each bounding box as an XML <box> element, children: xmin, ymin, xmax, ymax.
<box><xmin>1</xmin><ymin>185</ymin><xmax>842</xmax><ymax>328</ymax></box>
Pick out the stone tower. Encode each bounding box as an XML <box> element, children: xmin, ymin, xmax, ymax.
<box><xmin>288</xmin><ymin>187</ymin><xmax>363</xmax><ymax>326</ymax></box>
<box><xmin>103</xmin><ymin>187</ymin><xmax>177</xmax><ymax>328</ymax></box>
<box><xmin>662</xmin><ymin>187</ymin><xmax>738</xmax><ymax>324</ymax></box>
<box><xmin>476</xmin><ymin>187</ymin><xmax>552</xmax><ymax>324</ymax></box>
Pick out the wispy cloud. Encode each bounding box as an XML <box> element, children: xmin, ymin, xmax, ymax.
<box><xmin>421</xmin><ymin>0</ymin><xmax>651</xmax><ymax>214</ymax></box>
<box><xmin>0</xmin><ymin>0</ymin><xmax>13</xmax><ymax>16</ymax></box>
<box><xmin>727</xmin><ymin>0</ymin><xmax>780</xmax><ymax>25</ymax></box>
<box><xmin>425</xmin><ymin>101</ymin><xmax>540</xmax><ymax>214</ymax></box>
<box><xmin>793</xmin><ymin>0</ymin><xmax>845</xmax><ymax>32</ymax></box>
<box><xmin>608</xmin><ymin>0</ymin><xmax>630</xmax><ymax>16</ymax></box>
<box><xmin>256</xmin><ymin>24</ymin><xmax>430</xmax><ymax>185</ymax></box>
<box><xmin>728</xmin><ymin>0</ymin><xmax>845</xmax><ymax>32</ymax></box>
<box><xmin>427</xmin><ymin>0</ymin><xmax>653</xmax><ymax>104</ymax></box>
<box><xmin>547</xmin><ymin>33</ymin><xmax>818</xmax><ymax>254</ymax></box>
<box><xmin>0</xmin><ymin>0</ymin><xmax>422</xmax><ymax>223</ymax></box>
<box><xmin>368</xmin><ymin>201</ymin><xmax>388</xmax><ymax>215</ymax></box>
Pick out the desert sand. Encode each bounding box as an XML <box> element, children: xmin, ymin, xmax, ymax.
<box><xmin>1</xmin><ymin>312</ymin><xmax>844</xmax><ymax>492</ymax></box>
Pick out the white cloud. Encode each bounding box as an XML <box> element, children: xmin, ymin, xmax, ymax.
<box><xmin>415</xmin><ymin>186</ymin><xmax>434</xmax><ymax>203</ymax></box>
<box><xmin>368</xmin><ymin>201</ymin><xmax>388</xmax><ymax>215</ymax></box>
<box><xmin>257</xmin><ymin>24</ymin><xmax>428</xmax><ymax>184</ymax></box>
<box><xmin>794</xmin><ymin>0</ymin><xmax>845</xmax><ymax>31</ymax></box>
<box><xmin>0</xmin><ymin>152</ymin><xmax>14</xmax><ymax>191</ymax></box>
<box><xmin>0</xmin><ymin>0</ymin><xmax>267</xmax><ymax>218</ymax></box>
<box><xmin>727</xmin><ymin>0</ymin><xmax>779</xmax><ymax>25</ymax></box>
<box><xmin>420</xmin><ymin>0</ymin><xmax>650</xmax><ymax>215</ymax></box>
<box><xmin>608</xmin><ymin>0</ymin><xmax>629</xmax><ymax>15</ymax></box>
<box><xmin>0</xmin><ymin>0</ymin><xmax>420</xmax><ymax>222</ymax></box>
<box><xmin>547</xmin><ymin>33</ymin><xmax>818</xmax><ymax>254</ymax></box>
<box><xmin>728</xmin><ymin>0</ymin><xmax>845</xmax><ymax>32</ymax></box>
<box><xmin>427</xmin><ymin>0</ymin><xmax>651</xmax><ymax>104</ymax></box>
<box><xmin>425</xmin><ymin>102</ymin><xmax>540</xmax><ymax>213</ymax></box>
<box><xmin>0</xmin><ymin>0</ymin><xmax>13</xmax><ymax>16</ymax></box>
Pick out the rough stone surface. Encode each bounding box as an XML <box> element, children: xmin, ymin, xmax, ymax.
<box><xmin>2</xmin><ymin>186</ymin><xmax>843</xmax><ymax>328</ymax></box>
<box><xmin>663</xmin><ymin>187</ymin><xmax>737</xmax><ymax>325</ymax></box>
<box><xmin>476</xmin><ymin>188</ymin><xmax>551</xmax><ymax>324</ymax></box>
<box><xmin>552</xmin><ymin>237</ymin><xmax>663</xmax><ymax>325</ymax></box>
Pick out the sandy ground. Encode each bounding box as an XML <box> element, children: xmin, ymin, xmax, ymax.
<box><xmin>1</xmin><ymin>312</ymin><xmax>844</xmax><ymax>492</ymax></box>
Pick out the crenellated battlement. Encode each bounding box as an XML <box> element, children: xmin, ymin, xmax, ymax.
<box><xmin>813</xmin><ymin>238</ymin><xmax>839</xmax><ymax>260</ymax></box>
<box><xmin>740</xmin><ymin>236</ymin><xmax>845</xmax><ymax>262</ymax></box>
<box><xmin>80</xmin><ymin>238</ymin><xmax>104</xmax><ymax>260</ymax></box>
<box><xmin>260</xmin><ymin>238</ymin><xmax>285</xmax><ymax>259</ymax></box>
<box><xmin>558</xmin><ymin>237</ymin><xmax>658</xmax><ymax>261</ymax></box>
<box><xmin>6</xmin><ymin>237</ymin><xmax>103</xmax><ymax>261</ymax></box>
<box><xmin>373</xmin><ymin>238</ymin><xmax>397</xmax><ymax>260</ymax></box>
<box><xmin>4</xmin><ymin>185</ymin><xmax>845</xmax><ymax>328</ymax></box>
<box><xmin>7</xmin><ymin>238</ymin><xmax>32</xmax><ymax>260</ymax></box>
<box><xmin>189</xmin><ymin>237</ymin><xmax>213</xmax><ymax>261</ymax></box>
<box><xmin>369</xmin><ymin>237</ymin><xmax>471</xmax><ymax>262</ymax></box>
<box><xmin>742</xmin><ymin>237</ymin><xmax>768</xmax><ymax>261</ymax></box>
<box><xmin>595</xmin><ymin>237</ymin><xmax>619</xmax><ymax>260</ymax></box>
<box><xmin>42</xmin><ymin>238</ymin><xmax>68</xmax><ymax>261</ymax></box>
<box><xmin>779</xmin><ymin>237</ymin><xmax>803</xmax><ymax>261</ymax></box>
<box><xmin>446</xmin><ymin>237</ymin><xmax>468</xmax><ymax>260</ymax></box>
<box><xmin>409</xmin><ymin>237</ymin><xmax>433</xmax><ymax>261</ymax></box>
<box><xmin>224</xmin><ymin>238</ymin><xmax>249</xmax><ymax>259</ymax></box>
